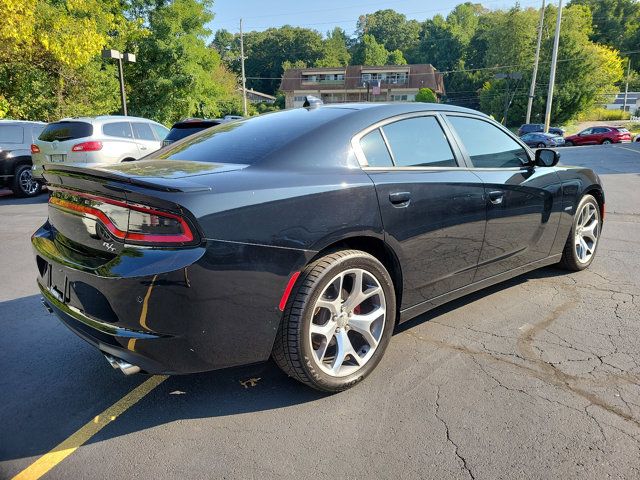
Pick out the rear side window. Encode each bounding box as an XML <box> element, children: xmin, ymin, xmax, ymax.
<box><xmin>0</xmin><ymin>125</ymin><xmax>24</xmax><ymax>143</ymax></box>
<box><xmin>381</xmin><ymin>116</ymin><xmax>456</xmax><ymax>167</ymax></box>
<box><xmin>158</xmin><ymin>108</ymin><xmax>349</xmax><ymax>164</ymax></box>
<box><xmin>447</xmin><ymin>116</ymin><xmax>529</xmax><ymax>168</ymax></box>
<box><xmin>132</xmin><ymin>122</ymin><xmax>156</xmax><ymax>141</ymax></box>
<box><xmin>359</xmin><ymin>129</ymin><xmax>393</xmax><ymax>167</ymax></box>
<box><xmin>103</xmin><ymin>122</ymin><xmax>133</xmax><ymax>139</ymax></box>
<box><xmin>39</xmin><ymin>122</ymin><xmax>93</xmax><ymax>142</ymax></box>
<box><xmin>151</xmin><ymin>124</ymin><xmax>169</xmax><ymax>140</ymax></box>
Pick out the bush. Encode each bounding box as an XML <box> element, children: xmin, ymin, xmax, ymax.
<box><xmin>576</xmin><ymin>107</ymin><xmax>631</xmax><ymax>121</ymax></box>
<box><xmin>415</xmin><ymin>88</ymin><xmax>437</xmax><ymax>103</ymax></box>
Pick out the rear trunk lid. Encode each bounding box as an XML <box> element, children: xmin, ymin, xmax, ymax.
<box><xmin>40</xmin><ymin>160</ymin><xmax>239</xmax><ymax>258</ymax></box>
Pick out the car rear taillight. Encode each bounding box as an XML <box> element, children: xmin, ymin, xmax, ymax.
<box><xmin>48</xmin><ymin>190</ymin><xmax>196</xmax><ymax>246</ymax></box>
<box><xmin>71</xmin><ymin>141</ymin><xmax>103</xmax><ymax>152</ymax></box>
<box><xmin>31</xmin><ymin>144</ymin><xmax>40</xmax><ymax>154</ymax></box>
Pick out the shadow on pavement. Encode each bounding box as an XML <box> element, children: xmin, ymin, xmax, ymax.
<box><xmin>0</xmin><ymin>191</ymin><xmax>48</xmax><ymax>206</ymax></box>
<box><xmin>0</xmin><ymin>266</ymin><xmax>570</xmax><ymax>463</ymax></box>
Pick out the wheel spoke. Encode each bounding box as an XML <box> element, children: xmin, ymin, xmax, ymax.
<box><xmin>582</xmin><ymin>220</ymin><xmax>598</xmax><ymax>242</ymax></box>
<box><xmin>316</xmin><ymin>298</ymin><xmax>340</xmax><ymax>316</ymax></box>
<box><xmin>349</xmin><ymin>308</ymin><xmax>384</xmax><ymax>348</ymax></box>
<box><xmin>310</xmin><ymin>320</ymin><xmax>336</xmax><ymax>339</ymax></box>
<box><xmin>331</xmin><ymin>329</ymin><xmax>361</xmax><ymax>374</ymax></box>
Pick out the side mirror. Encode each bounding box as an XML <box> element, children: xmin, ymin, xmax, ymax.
<box><xmin>535</xmin><ymin>148</ymin><xmax>560</xmax><ymax>167</ymax></box>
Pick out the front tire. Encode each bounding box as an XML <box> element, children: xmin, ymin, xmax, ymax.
<box><xmin>558</xmin><ymin>194</ymin><xmax>601</xmax><ymax>271</ymax></box>
<box><xmin>12</xmin><ymin>164</ymin><xmax>42</xmax><ymax>197</ymax></box>
<box><xmin>273</xmin><ymin>250</ymin><xmax>396</xmax><ymax>392</ymax></box>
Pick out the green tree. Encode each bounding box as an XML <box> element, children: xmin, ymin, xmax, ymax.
<box><xmin>126</xmin><ymin>0</ymin><xmax>239</xmax><ymax>124</ymax></box>
<box><xmin>315</xmin><ymin>28</ymin><xmax>351</xmax><ymax>67</ymax></box>
<box><xmin>415</xmin><ymin>87</ymin><xmax>437</xmax><ymax>103</ymax></box>
<box><xmin>387</xmin><ymin>49</ymin><xmax>407</xmax><ymax>65</ymax></box>
<box><xmin>243</xmin><ymin>26</ymin><xmax>324</xmax><ymax>94</ymax></box>
<box><xmin>356</xmin><ymin>10</ymin><xmax>420</xmax><ymax>58</ymax></box>
<box><xmin>351</xmin><ymin>34</ymin><xmax>389</xmax><ymax>66</ymax></box>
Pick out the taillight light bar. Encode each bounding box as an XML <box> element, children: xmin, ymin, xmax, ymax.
<box><xmin>72</xmin><ymin>141</ymin><xmax>103</xmax><ymax>152</ymax></box>
<box><xmin>49</xmin><ymin>190</ymin><xmax>195</xmax><ymax>245</ymax></box>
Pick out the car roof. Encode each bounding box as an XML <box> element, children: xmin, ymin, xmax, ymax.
<box><xmin>321</xmin><ymin>102</ymin><xmax>487</xmax><ymax>116</ymax></box>
<box><xmin>56</xmin><ymin>115</ymin><xmax>161</xmax><ymax>125</ymax></box>
<box><xmin>0</xmin><ymin>119</ymin><xmax>47</xmax><ymax>126</ymax></box>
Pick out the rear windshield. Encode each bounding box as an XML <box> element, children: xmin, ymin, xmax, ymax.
<box><xmin>617</xmin><ymin>128</ymin><xmax>629</xmax><ymax>133</ymax></box>
<box><xmin>157</xmin><ymin>108</ymin><xmax>350</xmax><ymax>164</ymax></box>
<box><xmin>39</xmin><ymin>121</ymin><xmax>93</xmax><ymax>142</ymax></box>
<box><xmin>165</xmin><ymin>124</ymin><xmax>218</xmax><ymax>142</ymax></box>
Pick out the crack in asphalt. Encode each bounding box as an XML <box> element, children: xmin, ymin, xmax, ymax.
<box><xmin>405</xmin><ymin>281</ymin><xmax>640</xmax><ymax>433</ymax></box>
<box><xmin>434</xmin><ymin>386</ymin><xmax>476</xmax><ymax>480</ymax></box>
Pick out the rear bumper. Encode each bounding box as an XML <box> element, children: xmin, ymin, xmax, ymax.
<box><xmin>33</xmin><ymin>222</ymin><xmax>312</xmax><ymax>374</ymax></box>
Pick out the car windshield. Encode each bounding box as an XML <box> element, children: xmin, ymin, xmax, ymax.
<box><xmin>157</xmin><ymin>108</ymin><xmax>350</xmax><ymax>164</ymax></box>
<box><xmin>39</xmin><ymin>121</ymin><xmax>93</xmax><ymax>142</ymax></box>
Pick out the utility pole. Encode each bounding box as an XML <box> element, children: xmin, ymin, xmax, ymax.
<box><xmin>526</xmin><ymin>0</ymin><xmax>546</xmax><ymax>124</ymax></box>
<box><xmin>544</xmin><ymin>0</ymin><xmax>563</xmax><ymax>133</ymax></box>
<box><xmin>239</xmin><ymin>18</ymin><xmax>248</xmax><ymax>117</ymax></box>
<box><xmin>623</xmin><ymin>58</ymin><xmax>631</xmax><ymax>113</ymax></box>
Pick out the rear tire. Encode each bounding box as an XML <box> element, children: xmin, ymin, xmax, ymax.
<box><xmin>565</xmin><ymin>141</ymin><xmax>573</xmax><ymax>146</ymax></box>
<box><xmin>272</xmin><ymin>250</ymin><xmax>396</xmax><ymax>392</ymax></box>
<box><xmin>601</xmin><ymin>139</ymin><xmax>612</xmax><ymax>145</ymax></box>
<box><xmin>537</xmin><ymin>142</ymin><xmax>546</xmax><ymax>148</ymax></box>
<box><xmin>12</xmin><ymin>164</ymin><xmax>42</xmax><ymax>197</ymax></box>
<box><xmin>558</xmin><ymin>194</ymin><xmax>601</xmax><ymax>271</ymax></box>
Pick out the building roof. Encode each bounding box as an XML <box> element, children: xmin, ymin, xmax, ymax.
<box><xmin>241</xmin><ymin>88</ymin><xmax>277</xmax><ymax>101</ymax></box>
<box><xmin>280</xmin><ymin>64</ymin><xmax>445</xmax><ymax>94</ymax></box>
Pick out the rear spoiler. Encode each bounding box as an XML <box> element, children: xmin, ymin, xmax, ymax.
<box><xmin>42</xmin><ymin>164</ymin><xmax>212</xmax><ymax>194</ymax></box>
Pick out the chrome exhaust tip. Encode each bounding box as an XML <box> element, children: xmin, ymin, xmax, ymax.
<box><xmin>103</xmin><ymin>353</ymin><xmax>141</xmax><ymax>375</ymax></box>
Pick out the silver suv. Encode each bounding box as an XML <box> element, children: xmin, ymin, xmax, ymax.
<box><xmin>0</xmin><ymin>120</ymin><xmax>46</xmax><ymax>196</ymax></box>
<box><xmin>31</xmin><ymin>116</ymin><xmax>169</xmax><ymax>178</ymax></box>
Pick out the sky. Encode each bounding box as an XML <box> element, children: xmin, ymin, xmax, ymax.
<box><xmin>207</xmin><ymin>0</ymin><xmax>542</xmax><ymax>37</ymax></box>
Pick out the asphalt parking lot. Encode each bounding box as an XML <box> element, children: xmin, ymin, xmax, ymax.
<box><xmin>1</xmin><ymin>144</ymin><xmax>639</xmax><ymax>480</ymax></box>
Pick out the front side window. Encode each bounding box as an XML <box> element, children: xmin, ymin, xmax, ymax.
<box><xmin>103</xmin><ymin>122</ymin><xmax>133</xmax><ymax>139</ymax></box>
<box><xmin>447</xmin><ymin>115</ymin><xmax>529</xmax><ymax>168</ymax></box>
<box><xmin>359</xmin><ymin>129</ymin><xmax>393</xmax><ymax>167</ymax></box>
<box><xmin>132</xmin><ymin>122</ymin><xmax>155</xmax><ymax>141</ymax></box>
<box><xmin>381</xmin><ymin>116</ymin><xmax>456</xmax><ymax>168</ymax></box>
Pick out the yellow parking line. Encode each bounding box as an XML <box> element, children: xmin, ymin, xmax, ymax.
<box><xmin>12</xmin><ymin>375</ymin><xmax>168</xmax><ymax>480</ymax></box>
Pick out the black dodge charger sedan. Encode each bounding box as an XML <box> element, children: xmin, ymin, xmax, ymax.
<box><xmin>33</xmin><ymin>103</ymin><xmax>604</xmax><ymax>392</ymax></box>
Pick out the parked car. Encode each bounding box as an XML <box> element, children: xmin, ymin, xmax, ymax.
<box><xmin>634</xmin><ymin>133</ymin><xmax>640</xmax><ymax>142</ymax></box>
<box><xmin>33</xmin><ymin>103</ymin><xmax>604</xmax><ymax>392</ymax></box>
<box><xmin>517</xmin><ymin>123</ymin><xmax>564</xmax><ymax>137</ymax></box>
<box><xmin>0</xmin><ymin>120</ymin><xmax>46</xmax><ymax>197</ymax></box>
<box><xmin>564</xmin><ymin>126</ymin><xmax>632</xmax><ymax>146</ymax></box>
<box><xmin>520</xmin><ymin>132</ymin><xmax>565</xmax><ymax>148</ymax></box>
<box><xmin>31</xmin><ymin>116</ymin><xmax>169</xmax><ymax>178</ymax></box>
<box><xmin>162</xmin><ymin>118</ymin><xmax>226</xmax><ymax>147</ymax></box>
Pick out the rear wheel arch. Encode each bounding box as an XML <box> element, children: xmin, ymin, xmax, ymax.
<box><xmin>585</xmin><ymin>186</ymin><xmax>605</xmax><ymax>219</ymax></box>
<box><xmin>308</xmin><ymin>236</ymin><xmax>403</xmax><ymax>321</ymax></box>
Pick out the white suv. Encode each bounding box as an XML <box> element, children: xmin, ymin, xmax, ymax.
<box><xmin>31</xmin><ymin>116</ymin><xmax>169</xmax><ymax>178</ymax></box>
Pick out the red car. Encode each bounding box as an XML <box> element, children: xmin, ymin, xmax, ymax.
<box><xmin>565</xmin><ymin>126</ymin><xmax>632</xmax><ymax>146</ymax></box>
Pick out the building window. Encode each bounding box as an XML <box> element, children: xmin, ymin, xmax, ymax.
<box><xmin>390</xmin><ymin>95</ymin><xmax>409</xmax><ymax>101</ymax></box>
<box><xmin>294</xmin><ymin>96</ymin><xmax>306</xmax><ymax>102</ymax></box>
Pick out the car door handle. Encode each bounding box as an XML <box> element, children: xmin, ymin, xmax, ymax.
<box><xmin>389</xmin><ymin>191</ymin><xmax>411</xmax><ymax>206</ymax></box>
<box><xmin>488</xmin><ymin>190</ymin><xmax>504</xmax><ymax>205</ymax></box>
<box><xmin>138</xmin><ymin>144</ymin><xmax>147</xmax><ymax>150</ymax></box>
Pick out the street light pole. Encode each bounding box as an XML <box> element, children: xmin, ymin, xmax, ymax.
<box><xmin>240</xmin><ymin>18</ymin><xmax>248</xmax><ymax>117</ymax></box>
<box><xmin>526</xmin><ymin>0</ymin><xmax>546</xmax><ymax>124</ymax></box>
<box><xmin>102</xmin><ymin>49</ymin><xmax>136</xmax><ymax>116</ymax></box>
<box><xmin>117</xmin><ymin>55</ymin><xmax>127</xmax><ymax>116</ymax></box>
<box><xmin>544</xmin><ymin>0</ymin><xmax>563</xmax><ymax>133</ymax></box>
